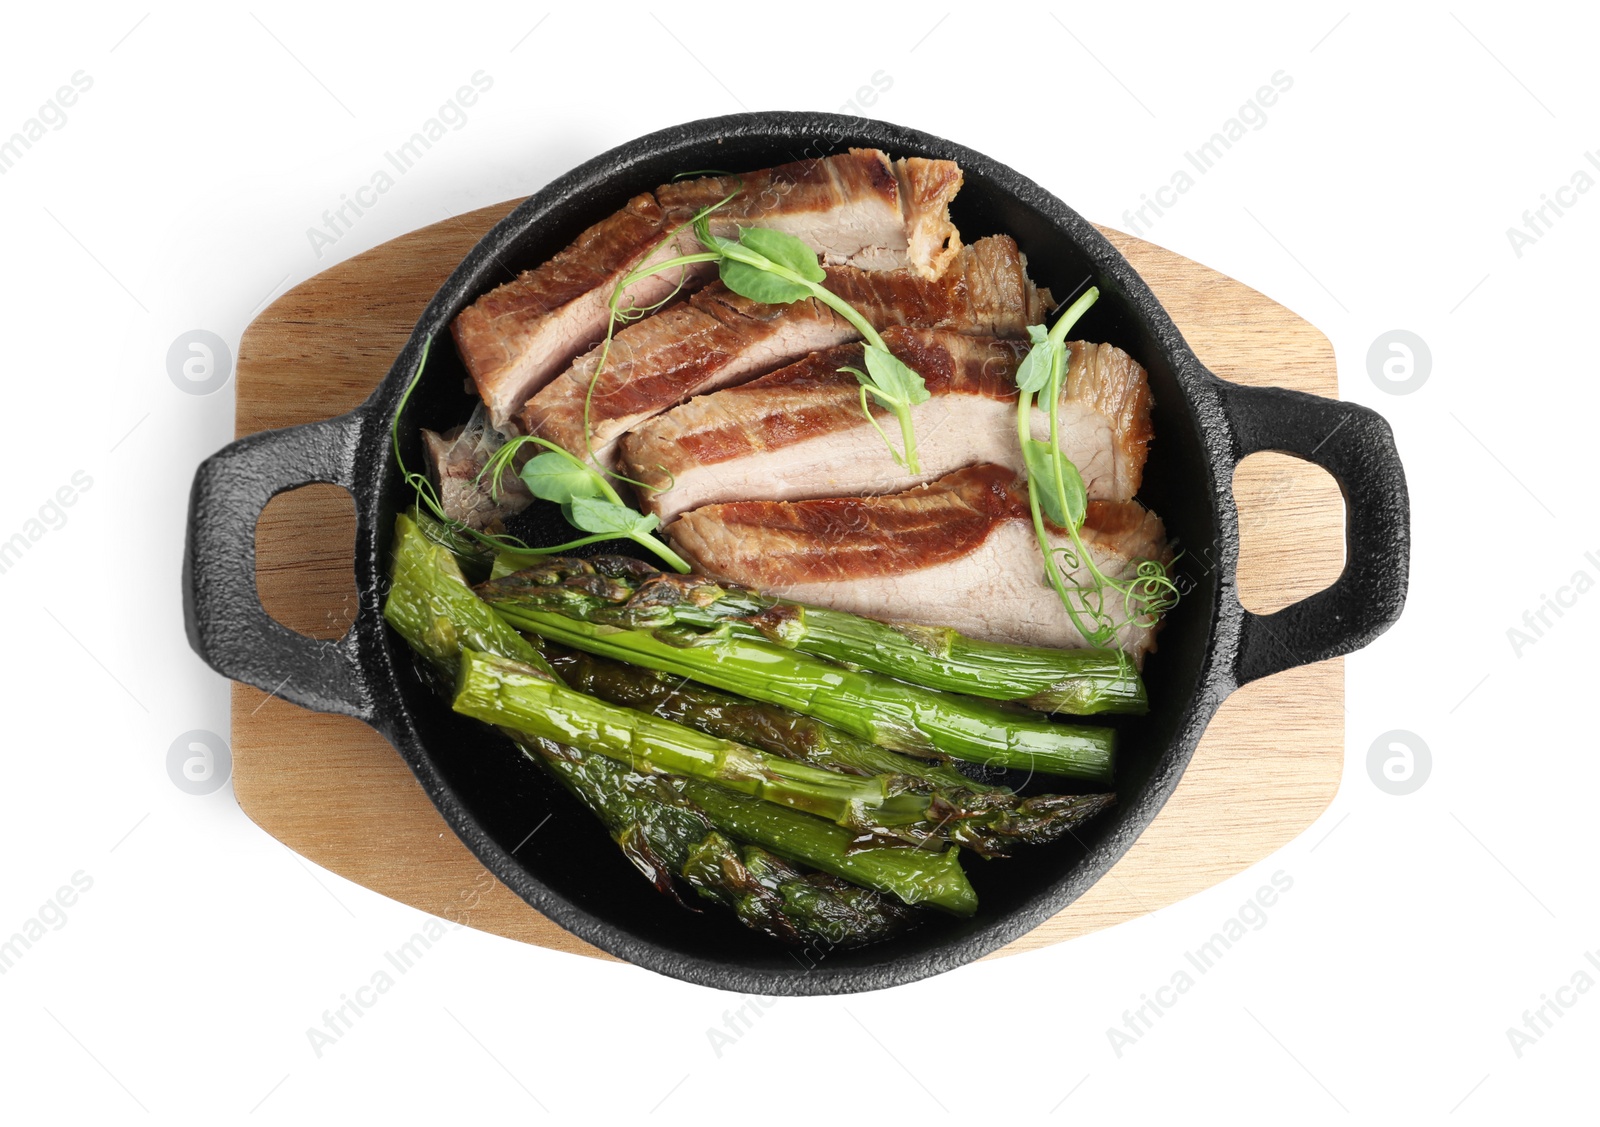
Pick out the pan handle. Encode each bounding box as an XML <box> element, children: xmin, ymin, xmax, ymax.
<box><xmin>1212</xmin><ymin>380</ymin><xmax>1410</xmax><ymax>687</ymax></box>
<box><xmin>183</xmin><ymin>408</ymin><xmax>376</xmax><ymax>721</ymax></box>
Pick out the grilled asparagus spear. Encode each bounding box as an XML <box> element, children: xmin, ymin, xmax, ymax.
<box><xmin>518</xmin><ymin>733</ymin><xmax>919</xmax><ymax>944</ymax></box>
<box><xmin>382</xmin><ymin>512</ymin><xmax>947</xmax><ymax>934</ymax></box>
<box><xmin>452</xmin><ymin>647</ymin><xmax>933</xmax><ymax>834</ymax></box>
<box><xmin>542</xmin><ymin>642</ymin><xmax>983</xmax><ymax>787</ymax></box>
<box><xmin>455</xmin><ymin>651</ymin><xmax>976</xmax><ymax>914</ymax></box>
<box><xmin>485</xmin><ymin>554</ymin><xmax>1146</xmax><ymax>715</ymax></box>
<box><xmin>541</xmin><ymin>643</ymin><xmax>1114</xmax><ymax>857</ymax></box>
<box><xmin>478</xmin><ymin>578</ymin><xmax>1116</xmax><ymax>783</ymax></box>
<box><xmin>384</xmin><ymin>510</ymin><xmax>554</xmax><ymax>679</ymax></box>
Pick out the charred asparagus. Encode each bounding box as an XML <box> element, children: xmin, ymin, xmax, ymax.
<box><xmin>517</xmin><ymin>733</ymin><xmax>919</xmax><ymax>944</ymax></box>
<box><xmin>383</xmin><ymin>510</ymin><xmax>552</xmax><ymax>678</ymax></box>
<box><xmin>452</xmin><ymin>652</ymin><xmax>977</xmax><ymax>914</ymax></box>
<box><xmin>382</xmin><ymin>510</ymin><xmax>943</xmax><ymax>936</ymax></box>
<box><xmin>485</xmin><ymin>554</ymin><xmax>1146</xmax><ymax>715</ymax></box>
<box><xmin>478</xmin><ymin>579</ymin><xmax>1117</xmax><ymax>783</ymax></box>
<box><xmin>452</xmin><ymin>647</ymin><xmax>934</xmax><ymax>833</ymax></box>
<box><xmin>542</xmin><ymin>644</ymin><xmax>1114</xmax><ymax>857</ymax></box>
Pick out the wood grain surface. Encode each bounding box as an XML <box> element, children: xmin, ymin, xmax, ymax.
<box><xmin>233</xmin><ymin>200</ymin><xmax>1345</xmax><ymax>964</ymax></box>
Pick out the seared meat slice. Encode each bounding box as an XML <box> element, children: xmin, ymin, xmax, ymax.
<box><xmin>620</xmin><ymin>328</ymin><xmax>1151</xmax><ymax>520</ymax></box>
<box><xmin>452</xmin><ymin>194</ymin><xmax>704</xmax><ymax>434</ymax></box>
<box><xmin>452</xmin><ymin>150</ymin><xmax>964</xmax><ymax>433</ymax></box>
<box><xmin>667</xmin><ymin>464</ymin><xmax>1171</xmax><ymax>663</ymax></box>
<box><xmin>521</xmin><ymin>236</ymin><xmax>1054</xmax><ymax>470</ymax></box>
<box><xmin>420</xmin><ymin>403</ymin><xmax>532</xmax><ymax>530</ymax></box>
<box><xmin>659</xmin><ymin>148</ymin><xmax>962</xmax><ymax>279</ymax></box>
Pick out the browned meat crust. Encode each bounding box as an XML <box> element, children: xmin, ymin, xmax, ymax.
<box><xmin>521</xmin><ymin>237</ymin><xmax>1053</xmax><ymax>469</ymax></box>
<box><xmin>619</xmin><ymin>328</ymin><xmax>1150</xmax><ymax>519</ymax></box>
<box><xmin>657</xmin><ymin>148</ymin><xmax>962</xmax><ymax>278</ymax></box>
<box><xmin>667</xmin><ymin>464</ymin><xmax>1171</xmax><ymax>659</ymax></box>
<box><xmin>452</xmin><ymin>150</ymin><xmax>965</xmax><ymax>433</ymax></box>
<box><xmin>670</xmin><ymin>464</ymin><xmax>1040</xmax><ymax>586</ymax></box>
<box><xmin>451</xmin><ymin>194</ymin><xmax>697</xmax><ymax>433</ymax></box>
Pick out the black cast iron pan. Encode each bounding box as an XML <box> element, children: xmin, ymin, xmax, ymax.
<box><xmin>184</xmin><ymin>112</ymin><xmax>1409</xmax><ymax>994</ymax></box>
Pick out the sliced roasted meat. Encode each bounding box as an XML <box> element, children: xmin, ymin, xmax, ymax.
<box><xmin>452</xmin><ymin>194</ymin><xmax>701</xmax><ymax>434</ymax></box>
<box><xmin>452</xmin><ymin>149</ymin><xmax>963</xmax><ymax>433</ymax></box>
<box><xmin>421</xmin><ymin>403</ymin><xmax>532</xmax><ymax>530</ymax></box>
<box><xmin>620</xmin><ymin>328</ymin><xmax>1151</xmax><ymax>521</ymax></box>
<box><xmin>667</xmin><ymin>464</ymin><xmax>1171</xmax><ymax>663</ymax></box>
<box><xmin>522</xmin><ymin>236</ymin><xmax>1054</xmax><ymax>470</ymax></box>
<box><xmin>658</xmin><ymin>149</ymin><xmax>962</xmax><ymax>278</ymax></box>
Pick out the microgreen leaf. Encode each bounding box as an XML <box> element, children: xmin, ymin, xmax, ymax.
<box><xmin>1012</xmin><ymin>284</ymin><xmax>1179</xmax><ymax>653</ymax></box>
<box><xmin>1021</xmin><ymin>439</ymin><xmax>1084</xmax><ymax>528</ymax></box>
<box><xmin>704</xmin><ymin>231</ymin><xmax>741</xmax><ymax>256</ymax></box>
<box><xmin>1056</xmin><ymin>450</ymin><xmax>1089</xmax><ymax>529</ymax></box>
<box><xmin>851</xmin><ymin>383</ymin><xmax>907</xmax><ymax>467</ymax></box>
<box><xmin>567</xmin><ymin>496</ymin><xmax>658</xmax><ymax>537</ymax></box>
<box><xmin>842</xmin><ymin>352</ymin><xmax>924</xmax><ymax>471</ymax></box>
<box><xmin>737</xmin><ymin>227</ymin><xmax>827</xmax><ymax>282</ymax></box>
<box><xmin>718</xmin><ymin>259</ymin><xmax>814</xmax><ymax>304</ymax></box>
<box><xmin>519</xmin><ymin>451</ymin><xmax>606</xmax><ymax>506</ymax></box>
<box><xmin>863</xmin><ymin>344</ymin><xmax>930</xmax><ymax>406</ymax></box>
<box><xmin>632</xmin><ymin>184</ymin><xmax>925</xmax><ymax>477</ymax></box>
<box><xmin>1015</xmin><ymin>337</ymin><xmax>1061</xmax><ymax>394</ymax></box>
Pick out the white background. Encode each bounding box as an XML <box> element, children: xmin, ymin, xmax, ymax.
<box><xmin>1</xmin><ymin>2</ymin><xmax>1594</xmax><ymax>1122</ymax></box>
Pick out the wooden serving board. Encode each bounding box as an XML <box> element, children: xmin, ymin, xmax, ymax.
<box><xmin>234</xmin><ymin>201</ymin><xmax>1345</xmax><ymax>964</ymax></box>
